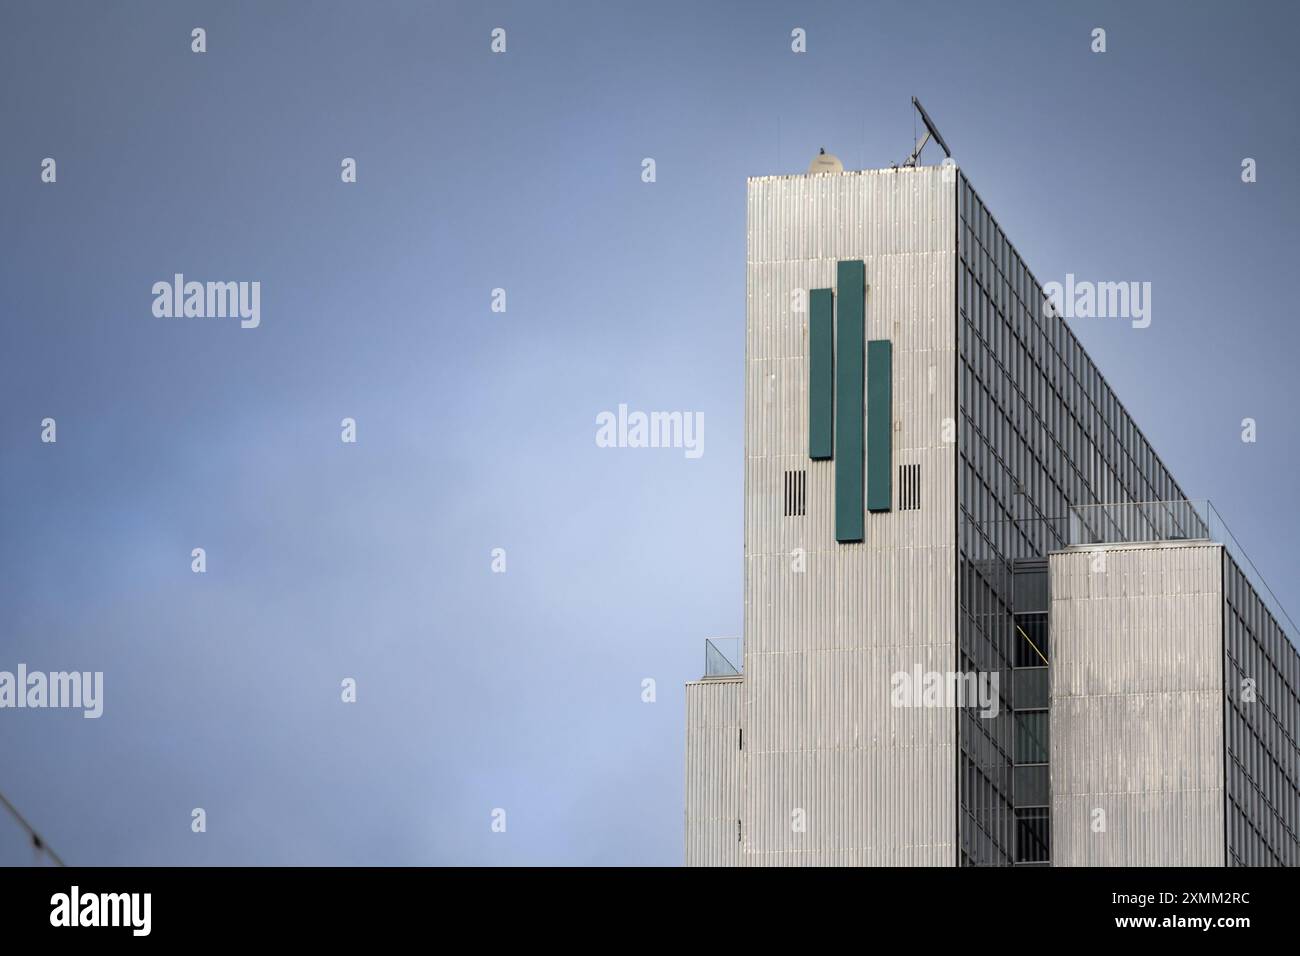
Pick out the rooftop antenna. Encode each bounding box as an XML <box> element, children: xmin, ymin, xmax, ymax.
<box><xmin>903</xmin><ymin>96</ymin><xmax>952</xmax><ymax>167</ymax></box>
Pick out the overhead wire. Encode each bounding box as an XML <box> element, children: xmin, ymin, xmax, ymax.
<box><xmin>0</xmin><ymin>787</ymin><xmax>66</xmax><ymax>866</ymax></box>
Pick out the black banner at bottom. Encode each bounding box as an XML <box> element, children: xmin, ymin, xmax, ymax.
<box><xmin>0</xmin><ymin>865</ymin><xmax>1276</xmax><ymax>941</ymax></box>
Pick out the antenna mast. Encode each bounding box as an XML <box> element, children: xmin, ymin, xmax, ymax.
<box><xmin>903</xmin><ymin>96</ymin><xmax>952</xmax><ymax>167</ymax></box>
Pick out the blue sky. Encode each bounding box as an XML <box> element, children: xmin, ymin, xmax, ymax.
<box><xmin>2</xmin><ymin>0</ymin><xmax>1297</xmax><ymax>865</ymax></box>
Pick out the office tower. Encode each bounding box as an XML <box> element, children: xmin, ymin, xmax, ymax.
<box><xmin>684</xmin><ymin>160</ymin><xmax>1300</xmax><ymax>866</ymax></box>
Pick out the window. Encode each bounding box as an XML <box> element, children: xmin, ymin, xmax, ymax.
<box><xmin>1015</xmin><ymin>808</ymin><xmax>1050</xmax><ymax>863</ymax></box>
<box><xmin>1015</xmin><ymin>711</ymin><xmax>1049</xmax><ymax>764</ymax></box>
<box><xmin>1014</xmin><ymin>613</ymin><xmax>1049</xmax><ymax>667</ymax></box>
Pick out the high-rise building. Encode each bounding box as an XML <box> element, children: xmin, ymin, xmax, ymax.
<box><xmin>684</xmin><ymin>159</ymin><xmax>1300</xmax><ymax>867</ymax></box>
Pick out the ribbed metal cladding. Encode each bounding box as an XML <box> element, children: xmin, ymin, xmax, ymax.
<box><xmin>685</xmin><ymin>678</ymin><xmax>743</xmax><ymax>867</ymax></box>
<box><xmin>1049</xmin><ymin>543</ymin><xmax>1226</xmax><ymax>866</ymax></box>
<box><xmin>742</xmin><ymin>167</ymin><xmax>957</xmax><ymax>865</ymax></box>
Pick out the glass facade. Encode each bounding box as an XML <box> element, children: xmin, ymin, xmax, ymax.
<box><xmin>955</xmin><ymin>174</ymin><xmax>1193</xmax><ymax>865</ymax></box>
<box><xmin>1224</xmin><ymin>554</ymin><xmax>1300</xmax><ymax>866</ymax></box>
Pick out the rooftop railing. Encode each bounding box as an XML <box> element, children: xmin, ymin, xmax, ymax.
<box><xmin>703</xmin><ymin>637</ymin><xmax>742</xmax><ymax>678</ymax></box>
<box><xmin>1068</xmin><ymin>499</ymin><xmax>1297</xmax><ymax>647</ymax></box>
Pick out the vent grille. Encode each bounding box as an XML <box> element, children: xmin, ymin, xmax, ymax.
<box><xmin>899</xmin><ymin>464</ymin><xmax>921</xmax><ymax>510</ymax></box>
<box><xmin>784</xmin><ymin>469</ymin><xmax>806</xmax><ymax>517</ymax></box>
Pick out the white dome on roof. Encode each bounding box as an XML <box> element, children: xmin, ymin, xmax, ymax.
<box><xmin>807</xmin><ymin>148</ymin><xmax>844</xmax><ymax>174</ymax></box>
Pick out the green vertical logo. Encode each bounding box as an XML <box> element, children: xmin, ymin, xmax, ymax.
<box><xmin>808</xmin><ymin>261</ymin><xmax>892</xmax><ymax>543</ymax></box>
